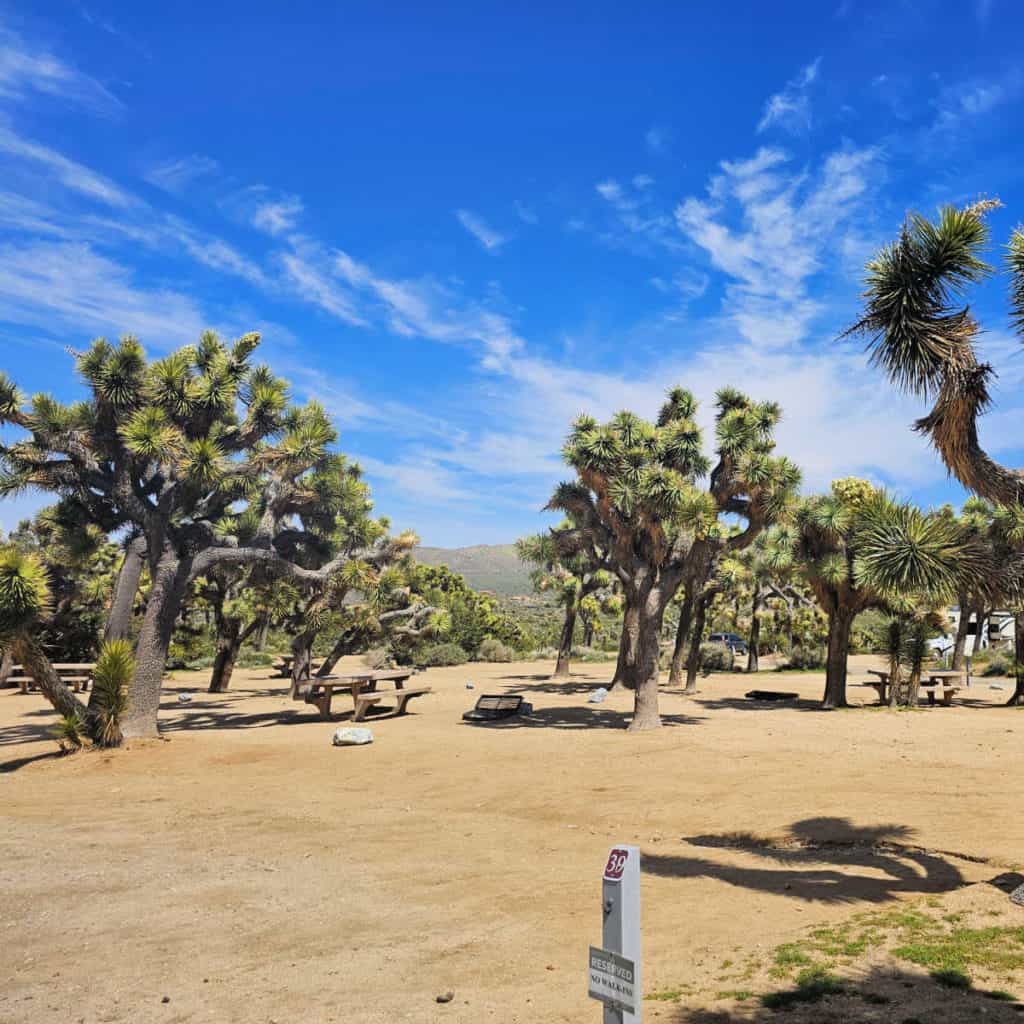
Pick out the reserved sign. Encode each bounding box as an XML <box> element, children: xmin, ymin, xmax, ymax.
<box><xmin>588</xmin><ymin>945</ymin><xmax>638</xmax><ymax>1014</ymax></box>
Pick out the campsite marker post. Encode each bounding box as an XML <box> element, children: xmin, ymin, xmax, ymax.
<box><xmin>588</xmin><ymin>844</ymin><xmax>641</xmax><ymax>1023</ymax></box>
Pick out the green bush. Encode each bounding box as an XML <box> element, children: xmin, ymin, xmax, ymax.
<box><xmin>414</xmin><ymin>642</ymin><xmax>469</xmax><ymax>667</ymax></box>
<box><xmin>700</xmin><ymin>642</ymin><xmax>735</xmax><ymax>674</ymax></box>
<box><xmin>980</xmin><ymin>651</ymin><xmax>1014</xmax><ymax>677</ymax></box>
<box><xmin>784</xmin><ymin>644</ymin><xmax>826</xmax><ymax>670</ymax></box>
<box><xmin>363</xmin><ymin>647</ymin><xmax>391</xmax><ymax>669</ymax></box>
<box><xmin>237</xmin><ymin>650</ymin><xmax>274</xmax><ymax>668</ymax></box>
<box><xmin>477</xmin><ymin>637</ymin><xmax>515</xmax><ymax>662</ymax></box>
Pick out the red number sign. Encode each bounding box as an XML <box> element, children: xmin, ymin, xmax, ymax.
<box><xmin>603</xmin><ymin>847</ymin><xmax>629</xmax><ymax>881</ymax></box>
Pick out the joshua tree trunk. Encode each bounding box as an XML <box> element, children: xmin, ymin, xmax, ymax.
<box><xmin>746</xmin><ymin>584</ymin><xmax>762</xmax><ymax>673</ymax></box>
<box><xmin>104</xmin><ymin>534</ymin><xmax>146</xmax><ymax>643</ymax></box>
<box><xmin>254</xmin><ymin>614</ymin><xmax>270</xmax><ymax>652</ymax></box>
<box><xmin>0</xmin><ymin>648</ymin><xmax>13</xmax><ymax>686</ymax></box>
<box><xmin>1007</xmin><ymin>612</ymin><xmax>1024</xmax><ymax>706</ymax></box>
<box><xmin>611</xmin><ymin>600</ymin><xmax>639</xmax><ymax>689</ymax></box>
<box><xmin>822</xmin><ymin>606</ymin><xmax>855</xmax><ymax>709</ymax></box>
<box><xmin>14</xmin><ymin>633</ymin><xmax>91</xmax><ymax>725</ymax></box>
<box><xmin>582</xmin><ymin>619</ymin><xmax>595</xmax><ymax>647</ymax></box>
<box><xmin>553</xmin><ymin>605</ymin><xmax>577</xmax><ymax>678</ymax></box>
<box><xmin>668</xmin><ymin>589</ymin><xmax>695</xmax><ymax>688</ymax></box>
<box><xmin>289</xmin><ymin>629</ymin><xmax>316</xmax><ymax>698</ymax></box>
<box><xmin>121</xmin><ymin>551</ymin><xmax>193</xmax><ymax>739</ymax></box>
<box><xmin>629</xmin><ymin>590</ymin><xmax>666</xmax><ymax>731</ymax></box>
<box><xmin>209</xmin><ymin>620</ymin><xmax>241</xmax><ymax>694</ymax></box>
<box><xmin>951</xmin><ymin>597</ymin><xmax>971</xmax><ymax>669</ymax></box>
<box><xmin>684</xmin><ymin>593</ymin><xmax>712</xmax><ymax>694</ymax></box>
<box><xmin>316</xmin><ymin>632</ymin><xmax>350</xmax><ymax>678</ymax></box>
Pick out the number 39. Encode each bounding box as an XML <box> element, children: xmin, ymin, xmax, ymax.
<box><xmin>604</xmin><ymin>848</ymin><xmax>628</xmax><ymax>879</ymax></box>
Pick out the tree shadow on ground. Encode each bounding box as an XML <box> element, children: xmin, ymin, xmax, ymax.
<box><xmin>496</xmin><ymin>678</ymin><xmax>609</xmax><ymax>695</ymax></box>
<box><xmin>461</xmin><ymin>706</ymin><xmax>705</xmax><ymax>730</ymax></box>
<box><xmin>679</xmin><ymin>694</ymin><xmax>827</xmax><ymax>712</ymax></box>
<box><xmin>0</xmin><ymin>718</ymin><xmax>58</xmax><ymax>747</ymax></box>
<box><xmin>665</xmin><ymin>964</ymin><xmax>1024</xmax><ymax>1022</ymax></box>
<box><xmin>642</xmin><ymin>817</ymin><xmax>966</xmax><ymax>904</ymax></box>
<box><xmin>0</xmin><ymin>749</ymin><xmax>63</xmax><ymax>772</ymax></box>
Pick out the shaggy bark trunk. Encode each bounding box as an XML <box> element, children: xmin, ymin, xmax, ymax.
<box><xmin>121</xmin><ymin>551</ymin><xmax>192</xmax><ymax>739</ymax></box>
<box><xmin>103</xmin><ymin>535</ymin><xmax>146</xmax><ymax>643</ymax></box>
<box><xmin>553</xmin><ymin>605</ymin><xmax>577</xmax><ymax>678</ymax></box>
<box><xmin>289</xmin><ymin>630</ymin><xmax>316</xmax><ymax>699</ymax></box>
<box><xmin>611</xmin><ymin>600</ymin><xmax>639</xmax><ymax>689</ymax></box>
<box><xmin>684</xmin><ymin>596</ymin><xmax>710</xmax><ymax>693</ymax></box>
<box><xmin>582</xmin><ymin>619</ymin><xmax>595</xmax><ymax>647</ymax></box>
<box><xmin>14</xmin><ymin>633</ymin><xmax>91</xmax><ymax>725</ymax></box>
<box><xmin>629</xmin><ymin>589</ymin><xmax>666</xmax><ymax>731</ymax></box>
<box><xmin>254</xmin><ymin>614</ymin><xmax>270</xmax><ymax>652</ymax></box>
<box><xmin>0</xmin><ymin>648</ymin><xmax>13</xmax><ymax>686</ymax></box>
<box><xmin>668</xmin><ymin>589</ymin><xmax>695</xmax><ymax>688</ymax></box>
<box><xmin>822</xmin><ymin>606</ymin><xmax>854</xmax><ymax>709</ymax></box>
<box><xmin>746</xmin><ymin>584</ymin><xmax>762</xmax><ymax>674</ymax></box>
<box><xmin>1008</xmin><ymin>612</ymin><xmax>1024</xmax><ymax>706</ymax></box>
<box><xmin>208</xmin><ymin>619</ymin><xmax>242</xmax><ymax>693</ymax></box>
<box><xmin>317</xmin><ymin>631</ymin><xmax>351</xmax><ymax>678</ymax></box>
<box><xmin>951</xmin><ymin>598</ymin><xmax>971</xmax><ymax>670</ymax></box>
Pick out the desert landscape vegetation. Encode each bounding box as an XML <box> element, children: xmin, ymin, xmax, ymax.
<box><xmin>5</xmin><ymin>199</ymin><xmax>1024</xmax><ymax>1023</ymax></box>
<box><xmin>7</xmin><ymin>0</ymin><xmax>1024</xmax><ymax>1017</ymax></box>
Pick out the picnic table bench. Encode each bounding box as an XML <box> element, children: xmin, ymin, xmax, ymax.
<box><xmin>272</xmin><ymin>654</ymin><xmax>321</xmax><ymax>679</ymax></box>
<box><xmin>865</xmin><ymin>668</ymin><xmax>964</xmax><ymax>705</ymax></box>
<box><xmin>301</xmin><ymin>669</ymin><xmax>431</xmax><ymax>721</ymax></box>
<box><xmin>8</xmin><ymin>663</ymin><xmax>96</xmax><ymax>694</ymax></box>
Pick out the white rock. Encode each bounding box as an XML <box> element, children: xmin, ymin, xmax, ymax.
<box><xmin>177</xmin><ymin>693</ymin><xmax>193</xmax><ymax>703</ymax></box>
<box><xmin>588</xmin><ymin>687</ymin><xmax>608</xmax><ymax>704</ymax></box>
<box><xmin>332</xmin><ymin>727</ymin><xmax>374</xmax><ymax>746</ymax></box>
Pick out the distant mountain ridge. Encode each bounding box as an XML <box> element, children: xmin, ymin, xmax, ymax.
<box><xmin>414</xmin><ymin>543</ymin><xmax>533</xmax><ymax>596</ymax></box>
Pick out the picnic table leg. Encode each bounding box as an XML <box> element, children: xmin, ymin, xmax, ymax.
<box><xmin>316</xmin><ymin>689</ymin><xmax>333</xmax><ymax>720</ymax></box>
<box><xmin>927</xmin><ymin>689</ymin><xmax>936</xmax><ymax>706</ymax></box>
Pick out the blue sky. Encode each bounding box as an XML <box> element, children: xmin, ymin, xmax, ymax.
<box><xmin>1</xmin><ymin>1</ymin><xmax>1023</xmax><ymax>546</ymax></box>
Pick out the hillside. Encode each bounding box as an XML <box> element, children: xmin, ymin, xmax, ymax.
<box><xmin>414</xmin><ymin>543</ymin><xmax>534</xmax><ymax>596</ymax></box>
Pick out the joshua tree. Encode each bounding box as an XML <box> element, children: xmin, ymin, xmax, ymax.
<box><xmin>0</xmin><ymin>332</ymin><xmax>406</xmax><ymax>736</ymax></box>
<box><xmin>795</xmin><ymin>478</ymin><xmax>987</xmax><ymax>708</ymax></box>
<box><xmin>850</xmin><ymin>199</ymin><xmax>1024</xmax><ymax>506</ymax></box>
<box><xmin>517</xmin><ymin>523</ymin><xmax>615</xmax><ymax>677</ymax></box>
<box><xmin>548</xmin><ymin>387</ymin><xmax>799</xmax><ymax>729</ymax></box>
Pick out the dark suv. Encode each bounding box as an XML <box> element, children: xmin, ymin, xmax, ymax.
<box><xmin>708</xmin><ymin>632</ymin><xmax>748</xmax><ymax>656</ymax></box>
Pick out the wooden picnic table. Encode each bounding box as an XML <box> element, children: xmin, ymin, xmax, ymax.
<box><xmin>272</xmin><ymin>654</ymin><xmax>322</xmax><ymax>679</ymax></box>
<box><xmin>301</xmin><ymin>669</ymin><xmax>430</xmax><ymax>720</ymax></box>
<box><xmin>866</xmin><ymin>668</ymin><xmax>964</xmax><ymax>705</ymax></box>
<box><xmin>9</xmin><ymin>663</ymin><xmax>96</xmax><ymax>694</ymax></box>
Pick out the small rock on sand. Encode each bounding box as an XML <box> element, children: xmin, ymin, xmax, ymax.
<box><xmin>436</xmin><ymin>991</ymin><xmax>454</xmax><ymax>1003</ymax></box>
<box><xmin>332</xmin><ymin>727</ymin><xmax>374</xmax><ymax>746</ymax></box>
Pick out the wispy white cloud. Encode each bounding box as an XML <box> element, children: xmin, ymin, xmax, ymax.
<box><xmin>279</xmin><ymin>247</ymin><xmax>366</xmax><ymax>326</ymax></box>
<box><xmin>455</xmin><ymin>208</ymin><xmax>507</xmax><ymax>251</ymax></box>
<box><xmin>513</xmin><ymin>199</ymin><xmax>538</xmax><ymax>225</ymax></box>
<box><xmin>252</xmin><ymin>194</ymin><xmax>304</xmax><ymax>236</ymax></box>
<box><xmin>757</xmin><ymin>57</ymin><xmax>822</xmax><ymax>135</ymax></box>
<box><xmin>0</xmin><ymin>125</ymin><xmax>137</xmax><ymax>208</ymax></box>
<box><xmin>675</xmin><ymin>144</ymin><xmax>879</xmax><ymax>348</ymax></box>
<box><xmin>0</xmin><ymin>239</ymin><xmax>210</xmax><ymax>345</ymax></box>
<box><xmin>645</xmin><ymin>125</ymin><xmax>670</xmax><ymax>154</ymax></box>
<box><xmin>932</xmin><ymin>69</ymin><xmax>1023</xmax><ymax>133</ymax></box>
<box><xmin>144</xmin><ymin>154</ymin><xmax>220</xmax><ymax>194</ymax></box>
<box><xmin>0</xmin><ymin>25</ymin><xmax>122</xmax><ymax>116</ymax></box>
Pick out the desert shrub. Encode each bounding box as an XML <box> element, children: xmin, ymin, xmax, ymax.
<box><xmin>237</xmin><ymin>650</ymin><xmax>274</xmax><ymax>668</ymax></box>
<box><xmin>92</xmin><ymin>639</ymin><xmax>133</xmax><ymax>747</ymax></box>
<box><xmin>700</xmin><ymin>642</ymin><xmax>735</xmax><ymax>674</ymax></box>
<box><xmin>363</xmin><ymin>647</ymin><xmax>391</xmax><ymax>669</ymax></box>
<box><xmin>183</xmin><ymin>655</ymin><xmax>216</xmax><ymax>671</ymax></box>
<box><xmin>414</xmin><ymin>642</ymin><xmax>469</xmax><ymax>667</ymax></box>
<box><xmin>784</xmin><ymin>644</ymin><xmax>826</xmax><ymax>670</ymax></box>
<box><xmin>51</xmin><ymin>713</ymin><xmax>86</xmax><ymax>753</ymax></box>
<box><xmin>980</xmin><ymin>651</ymin><xmax>1013</xmax><ymax>677</ymax></box>
<box><xmin>477</xmin><ymin>637</ymin><xmax>515</xmax><ymax>662</ymax></box>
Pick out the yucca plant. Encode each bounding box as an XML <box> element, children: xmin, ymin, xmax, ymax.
<box><xmin>884</xmin><ymin>618</ymin><xmax>905</xmax><ymax>708</ymax></box>
<box><xmin>91</xmin><ymin>639</ymin><xmax>133</xmax><ymax>747</ymax></box>
<box><xmin>901</xmin><ymin>620</ymin><xmax>931</xmax><ymax>708</ymax></box>
<box><xmin>51</xmin><ymin>713</ymin><xmax>86</xmax><ymax>754</ymax></box>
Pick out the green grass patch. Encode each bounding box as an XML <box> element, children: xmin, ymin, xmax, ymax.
<box><xmin>893</xmin><ymin>924</ymin><xmax>1024</xmax><ymax>976</ymax></box>
<box><xmin>645</xmin><ymin>986</ymin><xmax>691</xmax><ymax>1002</ymax></box>
<box><xmin>761</xmin><ymin>966</ymin><xmax>845</xmax><ymax>1009</ymax></box>
<box><xmin>716</xmin><ymin>989</ymin><xmax>755</xmax><ymax>1001</ymax></box>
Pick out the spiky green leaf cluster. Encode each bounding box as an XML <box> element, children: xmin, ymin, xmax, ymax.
<box><xmin>0</xmin><ymin>546</ymin><xmax>51</xmax><ymax>640</ymax></box>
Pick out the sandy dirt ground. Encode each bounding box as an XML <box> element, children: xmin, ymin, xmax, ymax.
<box><xmin>3</xmin><ymin>655</ymin><xmax>1024</xmax><ymax>1023</ymax></box>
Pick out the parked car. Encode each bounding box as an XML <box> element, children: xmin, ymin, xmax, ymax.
<box><xmin>708</xmin><ymin>632</ymin><xmax>748</xmax><ymax>656</ymax></box>
<box><xmin>927</xmin><ymin>634</ymin><xmax>954</xmax><ymax>658</ymax></box>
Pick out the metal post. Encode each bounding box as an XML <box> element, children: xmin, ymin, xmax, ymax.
<box><xmin>589</xmin><ymin>845</ymin><xmax>642</xmax><ymax>1022</ymax></box>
